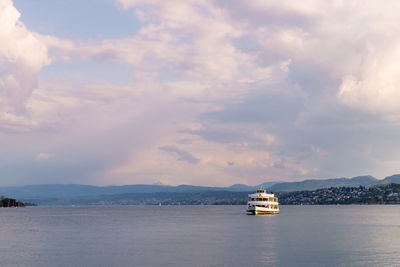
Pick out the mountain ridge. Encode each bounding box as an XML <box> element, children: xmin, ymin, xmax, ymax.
<box><xmin>1</xmin><ymin>174</ymin><xmax>400</xmax><ymax>204</ymax></box>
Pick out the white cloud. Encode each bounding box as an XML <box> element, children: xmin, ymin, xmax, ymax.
<box><xmin>253</xmin><ymin>132</ymin><xmax>279</xmax><ymax>146</ymax></box>
<box><xmin>42</xmin><ymin>0</ymin><xmax>253</xmax><ymax>100</ymax></box>
<box><xmin>36</xmin><ymin>152</ymin><xmax>54</xmax><ymax>161</ymax></box>
<box><xmin>338</xmin><ymin>44</ymin><xmax>400</xmax><ymax>115</ymax></box>
<box><xmin>0</xmin><ymin>0</ymin><xmax>50</xmax><ymax>131</ymax></box>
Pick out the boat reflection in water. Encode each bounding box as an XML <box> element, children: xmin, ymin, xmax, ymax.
<box><xmin>247</xmin><ymin>188</ymin><xmax>279</xmax><ymax>215</ymax></box>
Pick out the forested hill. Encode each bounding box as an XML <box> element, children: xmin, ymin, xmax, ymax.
<box><xmin>269</xmin><ymin>174</ymin><xmax>400</xmax><ymax>192</ymax></box>
<box><xmin>277</xmin><ymin>183</ymin><xmax>400</xmax><ymax>205</ymax></box>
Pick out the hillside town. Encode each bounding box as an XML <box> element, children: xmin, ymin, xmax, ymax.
<box><xmin>277</xmin><ymin>183</ymin><xmax>400</xmax><ymax>205</ymax></box>
<box><xmin>78</xmin><ymin>184</ymin><xmax>400</xmax><ymax>206</ymax></box>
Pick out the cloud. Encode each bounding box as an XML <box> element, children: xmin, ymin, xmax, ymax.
<box><xmin>338</xmin><ymin>44</ymin><xmax>400</xmax><ymax>116</ymax></box>
<box><xmin>159</xmin><ymin>146</ymin><xmax>200</xmax><ymax>164</ymax></box>
<box><xmin>36</xmin><ymin>153</ymin><xmax>54</xmax><ymax>161</ymax></box>
<box><xmin>42</xmin><ymin>0</ymin><xmax>256</xmax><ymax>101</ymax></box>
<box><xmin>0</xmin><ymin>0</ymin><xmax>50</xmax><ymax>116</ymax></box>
<box><xmin>4</xmin><ymin>0</ymin><xmax>400</xmax><ymax>186</ymax></box>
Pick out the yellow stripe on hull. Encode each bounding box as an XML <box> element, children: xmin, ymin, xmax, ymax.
<box><xmin>247</xmin><ymin>209</ymin><xmax>279</xmax><ymax>215</ymax></box>
<box><xmin>255</xmin><ymin>210</ymin><xmax>279</xmax><ymax>215</ymax></box>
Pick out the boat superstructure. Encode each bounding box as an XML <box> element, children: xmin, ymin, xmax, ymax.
<box><xmin>247</xmin><ymin>188</ymin><xmax>279</xmax><ymax>215</ymax></box>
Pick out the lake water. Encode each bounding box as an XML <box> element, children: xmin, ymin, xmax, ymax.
<box><xmin>0</xmin><ymin>205</ymin><xmax>399</xmax><ymax>266</ymax></box>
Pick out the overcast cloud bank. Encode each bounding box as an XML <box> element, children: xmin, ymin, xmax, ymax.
<box><xmin>0</xmin><ymin>0</ymin><xmax>400</xmax><ymax>186</ymax></box>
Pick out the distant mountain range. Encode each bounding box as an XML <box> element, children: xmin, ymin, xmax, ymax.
<box><xmin>0</xmin><ymin>182</ymin><xmax>279</xmax><ymax>200</ymax></box>
<box><xmin>1</xmin><ymin>174</ymin><xmax>400</xmax><ymax>205</ymax></box>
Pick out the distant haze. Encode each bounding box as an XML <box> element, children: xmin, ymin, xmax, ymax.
<box><xmin>1</xmin><ymin>1</ymin><xmax>400</xmax><ymax>186</ymax></box>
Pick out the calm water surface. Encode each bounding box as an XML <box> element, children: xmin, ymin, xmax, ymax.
<box><xmin>0</xmin><ymin>205</ymin><xmax>399</xmax><ymax>266</ymax></box>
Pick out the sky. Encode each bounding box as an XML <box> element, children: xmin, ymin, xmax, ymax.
<box><xmin>1</xmin><ymin>0</ymin><xmax>400</xmax><ymax>186</ymax></box>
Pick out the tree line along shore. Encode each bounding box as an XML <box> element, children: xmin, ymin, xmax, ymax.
<box><xmin>0</xmin><ymin>197</ymin><xmax>26</xmax><ymax>207</ymax></box>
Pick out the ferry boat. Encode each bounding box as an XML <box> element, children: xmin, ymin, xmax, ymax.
<box><xmin>247</xmin><ymin>188</ymin><xmax>279</xmax><ymax>215</ymax></box>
